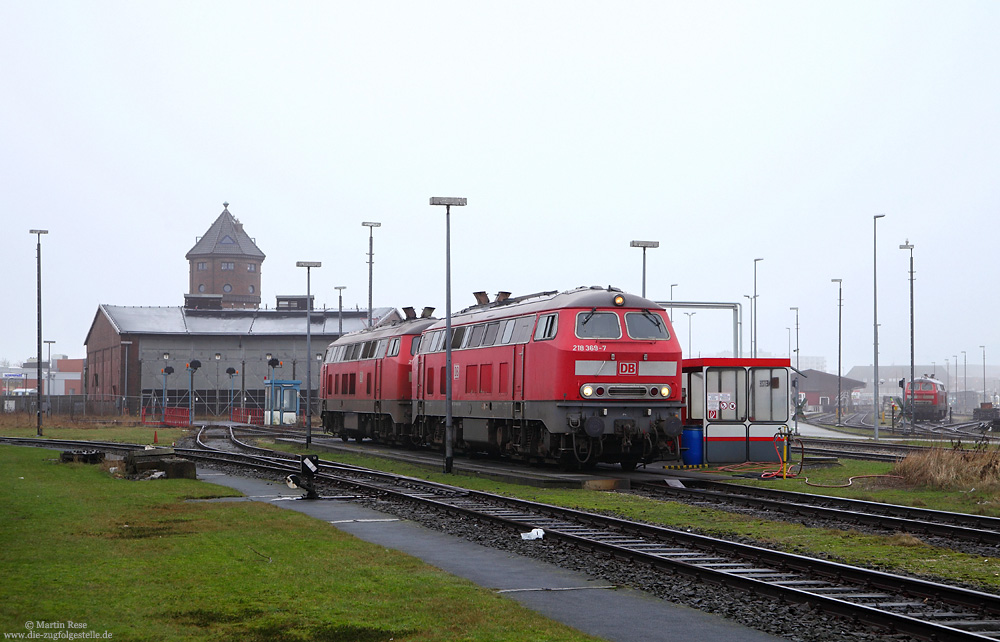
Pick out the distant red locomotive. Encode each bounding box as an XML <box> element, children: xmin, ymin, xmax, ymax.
<box><xmin>903</xmin><ymin>376</ymin><xmax>948</xmax><ymax>421</ymax></box>
<box><xmin>320</xmin><ymin>286</ymin><xmax>684</xmax><ymax>469</ymax></box>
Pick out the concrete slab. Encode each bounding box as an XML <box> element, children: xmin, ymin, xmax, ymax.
<box><xmin>196</xmin><ymin>470</ymin><xmax>784</xmax><ymax>642</ymax></box>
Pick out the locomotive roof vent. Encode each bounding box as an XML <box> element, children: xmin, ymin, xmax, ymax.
<box><xmin>495</xmin><ymin>291</ymin><xmax>511</xmax><ymax>303</ymax></box>
<box><xmin>402</xmin><ymin>307</ymin><xmax>416</xmax><ymax>320</ymax></box>
<box><xmin>421</xmin><ymin>306</ymin><xmax>435</xmax><ymax>318</ymax></box>
<box><xmin>473</xmin><ymin>291</ymin><xmax>490</xmax><ymax>305</ymax></box>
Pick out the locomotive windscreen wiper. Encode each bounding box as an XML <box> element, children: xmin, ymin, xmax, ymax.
<box><xmin>642</xmin><ymin>309</ymin><xmax>662</xmax><ymax>328</ymax></box>
<box><xmin>581</xmin><ymin>307</ymin><xmax>597</xmax><ymax>325</ymax></box>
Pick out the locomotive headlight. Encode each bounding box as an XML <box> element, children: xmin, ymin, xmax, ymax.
<box><xmin>660</xmin><ymin>385</ymin><xmax>671</xmax><ymax>398</ymax></box>
<box><xmin>613</xmin><ymin>294</ymin><xmax>625</xmax><ymax>307</ymax></box>
<box><xmin>581</xmin><ymin>384</ymin><xmax>595</xmax><ymax>398</ymax></box>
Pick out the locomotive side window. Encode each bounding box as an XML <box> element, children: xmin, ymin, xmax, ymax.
<box><xmin>468</xmin><ymin>324</ymin><xmax>486</xmax><ymax>348</ymax></box>
<box><xmin>534</xmin><ymin>313</ymin><xmax>559</xmax><ymax>341</ymax></box>
<box><xmin>451</xmin><ymin>326</ymin><xmax>467</xmax><ymax>349</ymax></box>
<box><xmin>409</xmin><ymin>336</ymin><xmax>420</xmax><ymax>355</ymax></box>
<box><xmin>483</xmin><ymin>322</ymin><xmax>500</xmax><ymax>346</ymax></box>
<box><xmin>575</xmin><ymin>311</ymin><xmax>622</xmax><ymax>339</ymax></box>
<box><xmin>625</xmin><ymin>311</ymin><xmax>670</xmax><ymax>340</ymax></box>
<box><xmin>376</xmin><ymin>339</ymin><xmax>389</xmax><ymax>359</ymax></box>
<box><xmin>511</xmin><ymin>316</ymin><xmax>535</xmax><ymax>344</ymax></box>
<box><xmin>500</xmin><ymin>319</ymin><xmax>516</xmax><ymax>344</ymax></box>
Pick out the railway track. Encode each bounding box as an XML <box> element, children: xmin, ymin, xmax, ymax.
<box><xmin>632</xmin><ymin>478</ymin><xmax>1000</xmax><ymax>548</ymax></box>
<box><xmin>7</xmin><ymin>431</ymin><xmax>1000</xmax><ymax>639</ymax></box>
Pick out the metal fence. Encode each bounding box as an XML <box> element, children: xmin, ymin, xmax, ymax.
<box><xmin>2</xmin><ymin>391</ymin><xmax>319</xmax><ymax>424</ymax></box>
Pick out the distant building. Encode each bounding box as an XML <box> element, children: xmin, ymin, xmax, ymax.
<box><xmin>84</xmin><ymin>302</ymin><xmax>398</xmax><ymax>415</ymax></box>
<box><xmin>794</xmin><ymin>368</ymin><xmax>865</xmax><ymax>412</ymax></box>
<box><xmin>84</xmin><ymin>202</ymin><xmax>395</xmax><ymax>417</ymax></box>
<box><xmin>1</xmin><ymin>355</ymin><xmax>83</xmax><ymax>397</ymax></box>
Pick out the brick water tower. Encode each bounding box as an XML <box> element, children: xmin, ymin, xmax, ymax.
<box><xmin>185</xmin><ymin>203</ymin><xmax>265</xmax><ymax>309</ymax></box>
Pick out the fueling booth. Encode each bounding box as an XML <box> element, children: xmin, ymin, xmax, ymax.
<box><xmin>681</xmin><ymin>358</ymin><xmax>791</xmax><ymax>464</ymax></box>
<box><xmin>264</xmin><ymin>378</ymin><xmax>301</xmax><ymax>426</ymax></box>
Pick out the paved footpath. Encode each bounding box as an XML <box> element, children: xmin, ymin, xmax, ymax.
<box><xmin>199</xmin><ymin>470</ymin><xmax>784</xmax><ymax>642</ymax></box>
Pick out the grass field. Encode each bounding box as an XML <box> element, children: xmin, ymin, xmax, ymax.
<box><xmin>6</xmin><ymin>422</ymin><xmax>1000</xmax><ymax>595</ymax></box>
<box><xmin>0</xmin><ymin>445</ymin><xmax>599</xmax><ymax>642</ymax></box>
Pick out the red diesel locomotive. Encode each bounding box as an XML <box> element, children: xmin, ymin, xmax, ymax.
<box><xmin>320</xmin><ymin>286</ymin><xmax>684</xmax><ymax>469</ymax></box>
<box><xmin>904</xmin><ymin>375</ymin><xmax>948</xmax><ymax>421</ymax></box>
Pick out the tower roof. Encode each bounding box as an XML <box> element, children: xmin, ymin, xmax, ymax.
<box><xmin>185</xmin><ymin>203</ymin><xmax>265</xmax><ymax>260</ymax></box>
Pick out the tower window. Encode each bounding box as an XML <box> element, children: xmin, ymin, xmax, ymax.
<box><xmin>197</xmin><ymin>262</ymin><xmax>207</xmax><ymax>271</ymax></box>
<box><xmin>221</xmin><ymin>262</ymin><xmax>235</xmax><ymax>270</ymax></box>
<box><xmin>198</xmin><ymin>284</ymin><xmax>206</xmax><ymax>293</ymax></box>
<box><xmin>248</xmin><ymin>264</ymin><xmax>257</xmax><ymax>272</ymax></box>
<box><xmin>223</xmin><ymin>284</ymin><xmax>233</xmax><ymax>293</ymax></box>
<box><xmin>249</xmin><ymin>285</ymin><xmax>255</xmax><ymax>294</ymax></box>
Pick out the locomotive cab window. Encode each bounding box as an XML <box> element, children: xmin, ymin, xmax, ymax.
<box><xmin>534</xmin><ymin>313</ymin><xmax>559</xmax><ymax>341</ymax></box>
<box><xmin>576</xmin><ymin>310</ymin><xmax>622</xmax><ymax>339</ymax></box>
<box><xmin>625</xmin><ymin>311</ymin><xmax>670</xmax><ymax>340</ymax></box>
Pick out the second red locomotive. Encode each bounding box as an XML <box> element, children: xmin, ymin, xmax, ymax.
<box><xmin>903</xmin><ymin>375</ymin><xmax>948</xmax><ymax>421</ymax></box>
<box><xmin>320</xmin><ymin>286</ymin><xmax>684</xmax><ymax>469</ymax></box>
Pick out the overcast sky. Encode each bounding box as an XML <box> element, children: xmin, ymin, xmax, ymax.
<box><xmin>2</xmin><ymin>1</ymin><xmax>998</xmax><ymax>378</ymax></box>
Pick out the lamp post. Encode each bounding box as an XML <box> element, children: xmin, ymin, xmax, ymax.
<box><xmin>430</xmin><ymin>196</ymin><xmax>467</xmax><ymax>473</ymax></box>
<box><xmin>630</xmin><ymin>240</ymin><xmax>659</xmax><ymax>298</ymax></box>
<box><xmin>297</xmin><ymin>260</ymin><xmax>321</xmax><ymax>447</ymax></box>
<box><xmin>684</xmin><ymin>312</ymin><xmax>696</xmax><ymax>356</ymax></box>
<box><xmin>187</xmin><ymin>359</ymin><xmax>201</xmax><ymax>425</ymax></box>
<box><xmin>900</xmin><ymin>239</ymin><xmax>914</xmax><ymax>423</ymax></box>
<box><xmin>789</xmin><ymin>307</ymin><xmax>800</xmax><ymax>372</ymax></box>
<box><xmin>362</xmin><ymin>222</ymin><xmax>380</xmax><ymax>327</ymax></box>
<box><xmin>44</xmin><ymin>340</ymin><xmax>55</xmax><ymax>416</ymax></box>
<box><xmin>952</xmin><ymin>355</ymin><xmax>958</xmax><ymax>413</ymax></box>
<box><xmin>335</xmin><ymin>286</ymin><xmax>346</xmax><ymax>335</ymax></box>
<box><xmin>873</xmin><ymin>214</ymin><xmax>885</xmax><ymax>440</ymax></box>
<box><xmin>753</xmin><ymin>258</ymin><xmax>763</xmax><ymax>358</ymax></box>
<box><xmin>981</xmin><ymin>346</ymin><xmax>987</xmax><ymax>405</ymax></box>
<box><xmin>161</xmin><ymin>353</ymin><xmax>171</xmax><ymax>423</ymax></box>
<box><xmin>962</xmin><ymin>350</ymin><xmax>967</xmax><ymax>413</ymax></box>
<box><xmin>121</xmin><ymin>340</ymin><xmax>133</xmax><ymax>415</ymax></box>
<box><xmin>670</xmin><ymin>283</ymin><xmax>678</xmax><ymax>322</ymax></box>
<box><xmin>29</xmin><ymin>228</ymin><xmax>48</xmax><ymax>436</ymax></box>
<box><xmin>226</xmin><ymin>367</ymin><xmax>237</xmax><ymax>420</ymax></box>
<box><xmin>214</xmin><ymin>353</ymin><xmax>222</xmax><ymax>416</ymax></box>
<box><xmin>832</xmin><ymin>279</ymin><xmax>843</xmax><ymax>425</ymax></box>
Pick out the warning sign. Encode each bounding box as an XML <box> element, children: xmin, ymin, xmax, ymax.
<box><xmin>708</xmin><ymin>409</ymin><xmax>718</xmax><ymax>420</ymax></box>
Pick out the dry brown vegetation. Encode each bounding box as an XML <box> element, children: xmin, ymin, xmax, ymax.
<box><xmin>892</xmin><ymin>447</ymin><xmax>1000</xmax><ymax>491</ymax></box>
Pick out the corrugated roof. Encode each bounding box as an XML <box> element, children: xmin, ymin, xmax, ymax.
<box><xmin>185</xmin><ymin>204</ymin><xmax>266</xmax><ymax>259</ymax></box>
<box><xmin>98</xmin><ymin>305</ymin><xmax>399</xmax><ymax>336</ymax></box>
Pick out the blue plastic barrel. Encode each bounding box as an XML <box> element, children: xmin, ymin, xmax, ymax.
<box><xmin>681</xmin><ymin>426</ymin><xmax>704</xmax><ymax>466</ymax></box>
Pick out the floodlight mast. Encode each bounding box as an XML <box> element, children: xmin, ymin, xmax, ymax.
<box><xmin>629</xmin><ymin>240</ymin><xmax>659</xmax><ymax>298</ymax></box>
<box><xmin>296</xmin><ymin>261</ymin><xmax>322</xmax><ymax>448</ymax></box>
<box><xmin>362</xmin><ymin>222</ymin><xmax>381</xmax><ymax>327</ymax></box>
<box><xmin>429</xmin><ymin>197</ymin><xmax>467</xmax><ymax>473</ymax></box>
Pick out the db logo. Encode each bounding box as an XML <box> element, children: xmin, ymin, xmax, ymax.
<box><xmin>618</xmin><ymin>362</ymin><xmax>638</xmax><ymax>376</ymax></box>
